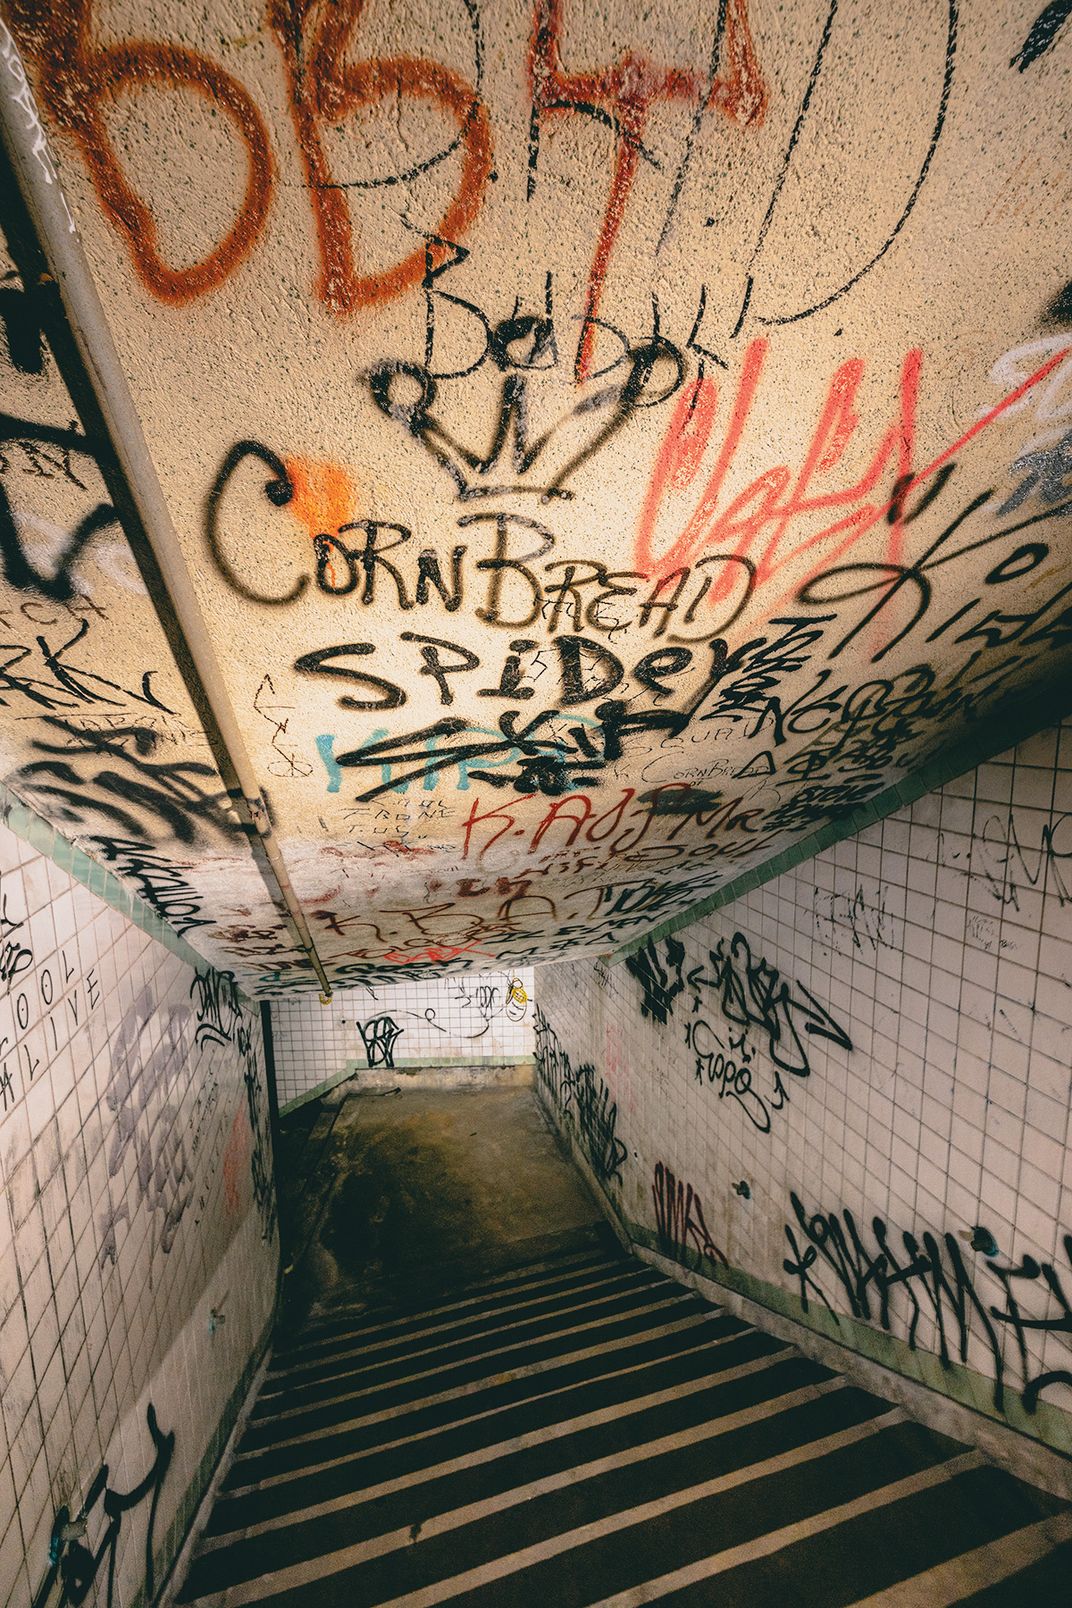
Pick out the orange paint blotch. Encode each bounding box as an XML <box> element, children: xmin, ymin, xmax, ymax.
<box><xmin>284</xmin><ymin>457</ymin><xmax>357</xmax><ymax>538</ymax></box>
<box><xmin>284</xmin><ymin>456</ymin><xmax>358</xmax><ymax>588</ymax></box>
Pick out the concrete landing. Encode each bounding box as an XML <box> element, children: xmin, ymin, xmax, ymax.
<box><xmin>275</xmin><ymin>1082</ymin><xmax>608</xmax><ymax>1333</ymax></box>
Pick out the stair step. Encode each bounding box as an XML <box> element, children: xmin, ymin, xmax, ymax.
<box><xmin>279</xmin><ymin>1244</ymin><xmax>621</xmax><ymax>1339</ymax></box>
<box><xmin>179</xmin><ymin>1247</ymin><xmax>1071</xmax><ymax>1608</ymax></box>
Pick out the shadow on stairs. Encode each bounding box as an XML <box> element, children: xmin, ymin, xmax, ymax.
<box><xmin>176</xmin><ymin>1236</ymin><xmax>1072</xmax><ymax>1606</ymax></box>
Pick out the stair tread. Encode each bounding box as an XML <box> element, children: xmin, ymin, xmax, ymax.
<box><xmin>178</xmin><ymin>1248</ymin><xmax>1072</xmax><ymax>1608</ymax></box>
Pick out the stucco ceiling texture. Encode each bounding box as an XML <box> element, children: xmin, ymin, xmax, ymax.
<box><xmin>2</xmin><ymin>0</ymin><xmax>1071</xmax><ymax>993</ymax></box>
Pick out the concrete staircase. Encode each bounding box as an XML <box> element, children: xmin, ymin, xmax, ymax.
<box><xmin>176</xmin><ymin>1241</ymin><xmax>1072</xmax><ymax>1606</ymax></box>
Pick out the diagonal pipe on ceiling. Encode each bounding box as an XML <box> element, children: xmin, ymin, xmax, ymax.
<box><xmin>0</xmin><ymin>20</ymin><xmax>333</xmax><ymax>1000</ymax></box>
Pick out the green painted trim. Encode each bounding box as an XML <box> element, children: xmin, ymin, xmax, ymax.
<box><xmin>366</xmin><ymin>1054</ymin><xmax>536</xmax><ymax>1071</ymax></box>
<box><xmin>130</xmin><ymin>1305</ymin><xmax>276</xmax><ymax>1608</ymax></box>
<box><xmin>557</xmin><ymin>1167</ymin><xmax>1072</xmax><ymax>1459</ymax></box>
<box><xmin>612</xmin><ymin>688</ymin><xmax>1072</xmax><ymax>962</ymax></box>
<box><xmin>0</xmin><ymin>782</ymin><xmax>249</xmax><ymax>998</ymax></box>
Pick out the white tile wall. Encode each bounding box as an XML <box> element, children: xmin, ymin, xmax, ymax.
<box><xmin>0</xmin><ymin>819</ymin><xmax>278</xmax><ymax>1608</ymax></box>
<box><xmin>271</xmin><ymin>969</ymin><xmax>536</xmax><ymax>1110</ymax></box>
<box><xmin>537</xmin><ymin>720</ymin><xmax>1072</xmax><ymax>1450</ymax></box>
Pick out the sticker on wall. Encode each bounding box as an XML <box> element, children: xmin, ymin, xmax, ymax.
<box><xmin>506</xmin><ymin>975</ymin><xmax>529</xmax><ymax>1021</ymax></box>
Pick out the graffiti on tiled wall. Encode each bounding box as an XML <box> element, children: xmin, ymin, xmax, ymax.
<box><xmin>30</xmin><ymin>1405</ymin><xmax>174</xmax><ymax>1608</ymax></box>
<box><xmin>269</xmin><ymin>968</ymin><xmax>535</xmax><ymax>1105</ymax></box>
<box><xmin>627</xmin><ymin>928</ymin><xmax>852</xmax><ymax>1134</ymax></box>
<box><xmin>0</xmin><ymin>817</ymin><xmax>278</xmax><ymax>1607</ymax></box>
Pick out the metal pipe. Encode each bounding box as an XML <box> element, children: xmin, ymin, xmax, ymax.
<box><xmin>0</xmin><ymin>20</ymin><xmax>333</xmax><ymax>1000</ymax></box>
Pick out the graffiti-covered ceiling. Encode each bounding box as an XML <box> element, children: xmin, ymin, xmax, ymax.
<box><xmin>0</xmin><ymin>0</ymin><xmax>1070</xmax><ymax>993</ymax></box>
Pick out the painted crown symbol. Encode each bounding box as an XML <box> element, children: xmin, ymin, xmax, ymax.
<box><xmin>367</xmin><ymin>317</ymin><xmax>683</xmax><ymax>503</ymax></box>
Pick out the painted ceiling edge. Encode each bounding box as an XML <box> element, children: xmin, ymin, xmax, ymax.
<box><xmin>610</xmin><ymin>680</ymin><xmax>1072</xmax><ymax>964</ymax></box>
<box><xmin>0</xmin><ymin>775</ymin><xmax>261</xmax><ymax>996</ymax></box>
<box><xmin>0</xmin><ymin>21</ymin><xmax>334</xmax><ymax>1001</ymax></box>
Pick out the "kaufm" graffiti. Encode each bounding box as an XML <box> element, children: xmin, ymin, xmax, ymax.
<box><xmin>534</xmin><ymin>1003</ymin><xmax>627</xmax><ymax>1183</ymax></box>
<box><xmin>783</xmin><ymin>1192</ymin><xmax>1072</xmax><ymax>1416</ymax></box>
